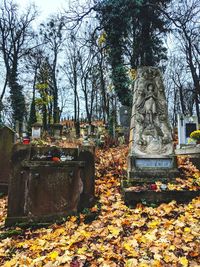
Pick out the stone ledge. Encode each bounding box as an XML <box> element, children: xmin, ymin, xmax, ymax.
<box><xmin>127</xmin><ymin>168</ymin><xmax>180</xmax><ymax>182</ymax></box>
<box><xmin>122</xmin><ymin>189</ymin><xmax>200</xmax><ymax>206</ymax></box>
<box><xmin>5</xmin><ymin>212</ymin><xmax>76</xmax><ymax>227</ymax></box>
<box><xmin>175</xmin><ymin>145</ymin><xmax>200</xmax><ymax>155</ymax></box>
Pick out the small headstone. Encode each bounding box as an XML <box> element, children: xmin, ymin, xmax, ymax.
<box><xmin>119</xmin><ymin>106</ymin><xmax>131</xmax><ymax>128</ymax></box>
<box><xmin>32</xmin><ymin>123</ymin><xmax>42</xmax><ymax>139</ymax></box>
<box><xmin>50</xmin><ymin>123</ymin><xmax>63</xmax><ymax>139</ymax></box>
<box><xmin>177</xmin><ymin>114</ymin><xmax>198</xmax><ymax>146</ymax></box>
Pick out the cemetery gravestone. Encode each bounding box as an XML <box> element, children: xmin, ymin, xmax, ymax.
<box><xmin>177</xmin><ymin>114</ymin><xmax>198</xmax><ymax>146</ymax></box>
<box><xmin>32</xmin><ymin>123</ymin><xmax>42</xmax><ymax>139</ymax></box>
<box><xmin>176</xmin><ymin>115</ymin><xmax>200</xmax><ymax>169</ymax></box>
<box><xmin>0</xmin><ymin>126</ymin><xmax>15</xmax><ymax>193</ymax></box>
<box><xmin>119</xmin><ymin>106</ymin><xmax>131</xmax><ymax>141</ymax></box>
<box><xmin>51</xmin><ymin>123</ymin><xmax>63</xmax><ymax>139</ymax></box>
<box><xmin>119</xmin><ymin>106</ymin><xmax>131</xmax><ymax>128</ymax></box>
<box><xmin>6</xmin><ymin>144</ymin><xmax>95</xmax><ymax>225</ymax></box>
<box><xmin>127</xmin><ymin>66</ymin><xmax>179</xmax><ymax>184</ymax></box>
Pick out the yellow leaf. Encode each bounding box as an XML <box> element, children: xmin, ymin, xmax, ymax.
<box><xmin>184</xmin><ymin>227</ymin><xmax>190</xmax><ymax>233</ymax></box>
<box><xmin>48</xmin><ymin>251</ymin><xmax>59</xmax><ymax>261</ymax></box>
<box><xmin>169</xmin><ymin>245</ymin><xmax>176</xmax><ymax>251</ymax></box>
<box><xmin>54</xmin><ymin>228</ymin><xmax>65</xmax><ymax>236</ymax></box>
<box><xmin>179</xmin><ymin>257</ymin><xmax>188</xmax><ymax>267</ymax></box>
<box><xmin>125</xmin><ymin>258</ymin><xmax>138</xmax><ymax>267</ymax></box>
<box><xmin>123</xmin><ymin>240</ymin><xmax>139</xmax><ymax>257</ymax></box>
<box><xmin>164</xmin><ymin>254</ymin><xmax>172</xmax><ymax>263</ymax></box>
<box><xmin>4</xmin><ymin>259</ymin><xmax>17</xmax><ymax>267</ymax></box>
<box><xmin>148</xmin><ymin>221</ymin><xmax>159</xmax><ymax>228</ymax></box>
<box><xmin>108</xmin><ymin>225</ymin><xmax>121</xmax><ymax>237</ymax></box>
<box><xmin>77</xmin><ymin>246</ymin><xmax>87</xmax><ymax>254</ymax></box>
<box><xmin>152</xmin><ymin>260</ymin><xmax>162</xmax><ymax>267</ymax></box>
<box><xmin>70</xmin><ymin>216</ymin><xmax>77</xmax><ymax>222</ymax></box>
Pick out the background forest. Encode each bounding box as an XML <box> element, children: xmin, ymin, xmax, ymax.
<box><xmin>0</xmin><ymin>0</ymin><xmax>199</xmax><ymax>133</ymax></box>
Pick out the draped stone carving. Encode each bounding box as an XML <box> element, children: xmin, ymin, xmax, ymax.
<box><xmin>130</xmin><ymin>66</ymin><xmax>173</xmax><ymax>156</ymax></box>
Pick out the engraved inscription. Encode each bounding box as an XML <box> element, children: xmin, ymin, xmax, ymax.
<box><xmin>135</xmin><ymin>159</ymin><xmax>172</xmax><ymax>168</ymax></box>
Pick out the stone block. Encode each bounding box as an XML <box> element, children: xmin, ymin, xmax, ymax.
<box><xmin>123</xmin><ymin>188</ymin><xmax>200</xmax><ymax>206</ymax></box>
<box><xmin>78</xmin><ymin>146</ymin><xmax>95</xmax><ymax>209</ymax></box>
<box><xmin>0</xmin><ymin>126</ymin><xmax>15</xmax><ymax>193</ymax></box>
<box><xmin>6</xmin><ymin>144</ymin><xmax>95</xmax><ymax>226</ymax></box>
<box><xmin>127</xmin><ymin>155</ymin><xmax>179</xmax><ymax>183</ymax></box>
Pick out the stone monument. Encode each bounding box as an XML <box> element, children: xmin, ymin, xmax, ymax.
<box><xmin>32</xmin><ymin>123</ymin><xmax>42</xmax><ymax>139</ymax></box>
<box><xmin>177</xmin><ymin>114</ymin><xmax>198</xmax><ymax>146</ymax></box>
<box><xmin>0</xmin><ymin>125</ymin><xmax>15</xmax><ymax>193</ymax></box>
<box><xmin>127</xmin><ymin>66</ymin><xmax>179</xmax><ymax>184</ymax></box>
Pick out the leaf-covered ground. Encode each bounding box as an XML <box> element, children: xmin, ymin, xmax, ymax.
<box><xmin>0</xmin><ymin>146</ymin><xmax>200</xmax><ymax>267</ymax></box>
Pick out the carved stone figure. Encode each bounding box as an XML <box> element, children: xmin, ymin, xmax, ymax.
<box><xmin>130</xmin><ymin>66</ymin><xmax>173</xmax><ymax>156</ymax></box>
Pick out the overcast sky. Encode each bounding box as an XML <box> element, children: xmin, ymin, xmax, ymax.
<box><xmin>16</xmin><ymin>0</ymin><xmax>68</xmax><ymax>20</ymax></box>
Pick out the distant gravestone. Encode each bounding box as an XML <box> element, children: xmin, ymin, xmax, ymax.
<box><xmin>177</xmin><ymin>114</ymin><xmax>198</xmax><ymax>146</ymax></box>
<box><xmin>31</xmin><ymin>123</ymin><xmax>42</xmax><ymax>139</ymax></box>
<box><xmin>119</xmin><ymin>106</ymin><xmax>131</xmax><ymax>128</ymax></box>
<box><xmin>0</xmin><ymin>126</ymin><xmax>15</xmax><ymax>192</ymax></box>
<box><xmin>127</xmin><ymin>66</ymin><xmax>179</xmax><ymax>183</ymax></box>
<box><xmin>51</xmin><ymin>123</ymin><xmax>63</xmax><ymax>139</ymax></box>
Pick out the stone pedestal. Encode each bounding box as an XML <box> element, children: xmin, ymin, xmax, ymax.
<box><xmin>127</xmin><ymin>154</ymin><xmax>179</xmax><ymax>185</ymax></box>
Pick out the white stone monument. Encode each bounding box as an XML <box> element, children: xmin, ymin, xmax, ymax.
<box><xmin>177</xmin><ymin>114</ymin><xmax>198</xmax><ymax>147</ymax></box>
<box><xmin>31</xmin><ymin>123</ymin><xmax>42</xmax><ymax>139</ymax></box>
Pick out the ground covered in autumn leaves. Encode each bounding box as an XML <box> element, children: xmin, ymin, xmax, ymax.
<box><xmin>0</xmin><ymin>145</ymin><xmax>200</xmax><ymax>267</ymax></box>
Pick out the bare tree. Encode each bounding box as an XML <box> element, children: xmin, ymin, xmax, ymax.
<box><xmin>0</xmin><ymin>0</ymin><xmax>37</xmax><ymax>132</ymax></box>
<box><xmin>168</xmin><ymin>0</ymin><xmax>200</xmax><ymax>121</ymax></box>
<box><xmin>39</xmin><ymin>15</ymin><xmax>65</xmax><ymax>123</ymax></box>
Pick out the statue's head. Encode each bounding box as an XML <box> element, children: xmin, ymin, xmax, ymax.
<box><xmin>147</xmin><ymin>83</ymin><xmax>155</xmax><ymax>93</ymax></box>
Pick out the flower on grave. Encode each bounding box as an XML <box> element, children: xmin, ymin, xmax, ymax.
<box><xmin>190</xmin><ymin>130</ymin><xmax>200</xmax><ymax>141</ymax></box>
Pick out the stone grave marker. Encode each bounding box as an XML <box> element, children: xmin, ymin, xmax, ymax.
<box><xmin>177</xmin><ymin>114</ymin><xmax>198</xmax><ymax>146</ymax></box>
<box><xmin>50</xmin><ymin>123</ymin><xmax>63</xmax><ymax>139</ymax></box>
<box><xmin>126</xmin><ymin>66</ymin><xmax>179</xmax><ymax>184</ymax></box>
<box><xmin>122</xmin><ymin>67</ymin><xmax>200</xmax><ymax>206</ymax></box>
<box><xmin>6</xmin><ymin>144</ymin><xmax>95</xmax><ymax>225</ymax></box>
<box><xmin>119</xmin><ymin>105</ymin><xmax>131</xmax><ymax>128</ymax></box>
<box><xmin>32</xmin><ymin>123</ymin><xmax>42</xmax><ymax>139</ymax></box>
<box><xmin>0</xmin><ymin>125</ymin><xmax>15</xmax><ymax>193</ymax></box>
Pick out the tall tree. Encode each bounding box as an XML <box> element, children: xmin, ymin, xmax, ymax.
<box><xmin>35</xmin><ymin>59</ymin><xmax>54</xmax><ymax>131</ymax></box>
<box><xmin>0</xmin><ymin>0</ymin><xmax>37</xmax><ymax>132</ymax></box>
<box><xmin>40</xmin><ymin>16</ymin><xmax>65</xmax><ymax>123</ymax></box>
<box><xmin>95</xmin><ymin>0</ymin><xmax>171</xmax><ymax>106</ymax></box>
<box><xmin>168</xmin><ymin>0</ymin><xmax>200</xmax><ymax>121</ymax></box>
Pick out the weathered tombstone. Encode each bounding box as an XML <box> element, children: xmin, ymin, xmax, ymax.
<box><xmin>70</xmin><ymin>127</ymin><xmax>76</xmax><ymax>138</ymax></box>
<box><xmin>177</xmin><ymin>114</ymin><xmax>198</xmax><ymax>146</ymax></box>
<box><xmin>0</xmin><ymin>126</ymin><xmax>15</xmax><ymax>193</ymax></box>
<box><xmin>176</xmin><ymin>115</ymin><xmax>200</xmax><ymax>170</ymax></box>
<box><xmin>31</xmin><ymin>123</ymin><xmax>42</xmax><ymax>139</ymax></box>
<box><xmin>127</xmin><ymin>66</ymin><xmax>179</xmax><ymax>184</ymax></box>
<box><xmin>119</xmin><ymin>105</ymin><xmax>131</xmax><ymax>128</ymax></box>
<box><xmin>6</xmin><ymin>144</ymin><xmax>95</xmax><ymax>225</ymax></box>
<box><xmin>50</xmin><ymin>123</ymin><xmax>63</xmax><ymax>139</ymax></box>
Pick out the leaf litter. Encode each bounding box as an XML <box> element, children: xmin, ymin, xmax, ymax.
<box><xmin>0</xmin><ymin>145</ymin><xmax>199</xmax><ymax>266</ymax></box>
